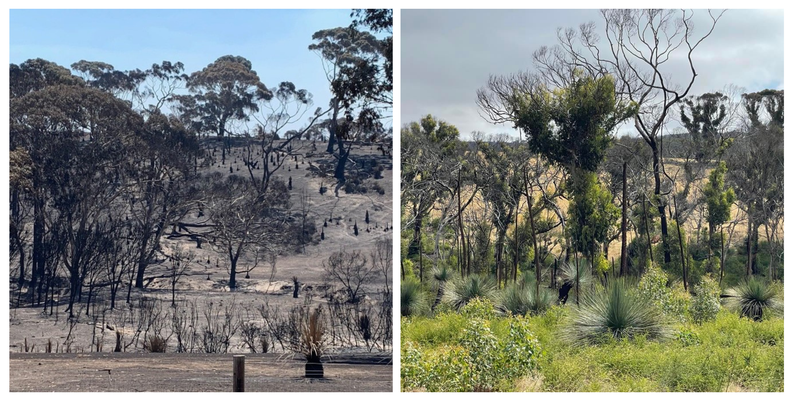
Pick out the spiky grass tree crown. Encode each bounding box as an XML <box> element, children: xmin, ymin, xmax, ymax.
<box><xmin>401</xmin><ymin>279</ymin><xmax>428</xmax><ymax>317</ymax></box>
<box><xmin>444</xmin><ymin>274</ymin><xmax>498</xmax><ymax>310</ymax></box>
<box><xmin>500</xmin><ymin>283</ymin><xmax>556</xmax><ymax>316</ymax></box>
<box><xmin>723</xmin><ymin>278</ymin><xmax>782</xmax><ymax>321</ymax></box>
<box><xmin>558</xmin><ymin>258</ymin><xmax>593</xmax><ymax>288</ymax></box>
<box><xmin>564</xmin><ymin>279</ymin><xmax>672</xmax><ymax>344</ymax></box>
<box><xmin>433</xmin><ymin>267</ymin><xmax>453</xmax><ymax>283</ymax></box>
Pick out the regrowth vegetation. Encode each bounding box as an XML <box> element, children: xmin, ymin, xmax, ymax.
<box><xmin>401</xmin><ymin>8</ymin><xmax>782</xmax><ymax>392</ymax></box>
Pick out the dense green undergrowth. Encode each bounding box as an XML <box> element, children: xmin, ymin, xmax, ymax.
<box><xmin>401</xmin><ymin>305</ymin><xmax>783</xmax><ymax>392</ymax></box>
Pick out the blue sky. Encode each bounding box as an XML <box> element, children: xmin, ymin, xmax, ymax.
<box><xmin>10</xmin><ymin>9</ymin><xmax>355</xmax><ymax>130</ymax></box>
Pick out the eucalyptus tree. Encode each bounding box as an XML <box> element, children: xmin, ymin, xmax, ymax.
<box><xmin>530</xmin><ymin>9</ymin><xmax>725</xmax><ymax>265</ymax></box>
<box><xmin>10</xmin><ymin>83</ymin><xmax>144</xmax><ymax>315</ymax></box>
<box><xmin>658</xmin><ymin>91</ymin><xmax>738</xmax><ymax>288</ymax></box>
<box><xmin>726</xmin><ymin>90</ymin><xmax>784</xmax><ymax>280</ymax></box>
<box><xmin>176</xmin><ymin>55</ymin><xmax>273</xmax><ymax>164</ymax></box>
<box><xmin>309</xmin><ymin>26</ymin><xmax>389</xmax><ymax>180</ymax></box>
<box><xmin>242</xmin><ymin>81</ymin><xmax>327</xmax><ymax>197</ymax></box>
<box><xmin>203</xmin><ymin>173</ymin><xmax>291</xmax><ymax>290</ymax></box>
<box><xmin>478</xmin><ymin>71</ymin><xmax>635</xmax><ymax>302</ymax></box>
<box><xmin>71</xmin><ymin>60</ymin><xmax>146</xmax><ymax>102</ymax></box>
<box><xmin>126</xmin><ymin>111</ymin><xmax>202</xmax><ymax>289</ymax></box>
<box><xmin>702</xmin><ymin>161</ymin><xmax>736</xmax><ymax>283</ymax></box>
<box><xmin>475</xmin><ymin>137</ymin><xmax>527</xmax><ymax>286</ymax></box>
<box><xmin>9</xmin><ymin>59</ymin><xmax>84</xmax><ymax>299</ymax></box>
<box><xmin>400</xmin><ymin>115</ymin><xmax>462</xmax><ymax>281</ymax></box>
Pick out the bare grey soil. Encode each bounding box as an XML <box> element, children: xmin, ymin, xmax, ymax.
<box><xmin>9</xmin><ymin>353</ymin><xmax>391</xmax><ymax>392</ymax></box>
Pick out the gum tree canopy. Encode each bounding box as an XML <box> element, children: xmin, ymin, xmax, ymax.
<box><xmin>177</xmin><ymin>55</ymin><xmax>273</xmax><ymax>163</ymax></box>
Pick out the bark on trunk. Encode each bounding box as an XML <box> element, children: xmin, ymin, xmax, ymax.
<box><xmin>620</xmin><ymin>161</ymin><xmax>628</xmax><ymax>277</ymax></box>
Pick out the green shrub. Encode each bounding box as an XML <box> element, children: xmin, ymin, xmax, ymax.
<box><xmin>637</xmin><ymin>265</ymin><xmax>690</xmax><ymax>321</ymax></box>
<box><xmin>459</xmin><ymin>297</ymin><xmax>496</xmax><ymax>320</ymax></box>
<box><xmin>691</xmin><ymin>275</ymin><xmax>721</xmax><ymax>323</ymax></box>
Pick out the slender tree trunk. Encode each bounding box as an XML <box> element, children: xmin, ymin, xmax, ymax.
<box><xmin>327</xmin><ymin>101</ymin><xmax>339</xmax><ymax>154</ymax></box>
<box><xmin>229</xmin><ymin>252</ymin><xmax>239</xmax><ymax>290</ymax></box>
<box><xmin>719</xmin><ymin>228</ymin><xmax>726</xmax><ymax>285</ymax></box>
<box><xmin>526</xmin><ymin>192</ymin><xmax>540</xmax><ymax>294</ymax></box>
<box><xmin>620</xmin><ymin>162</ymin><xmax>628</xmax><ymax>276</ymax></box>
<box><xmin>642</xmin><ymin>195</ymin><xmax>654</xmax><ymax>265</ymax></box>
<box><xmin>649</xmin><ymin>143</ymin><xmax>671</xmax><ymax>264</ymax></box>
<box><xmin>334</xmin><ymin>138</ymin><xmax>350</xmax><ymax>181</ymax></box>
<box><xmin>575</xmin><ymin>252</ymin><xmax>580</xmax><ymax>306</ymax></box>
<box><xmin>30</xmin><ymin>197</ymin><xmax>45</xmax><ymax>303</ymax></box>
<box><xmin>457</xmin><ymin>170</ymin><xmax>468</xmax><ymax>277</ymax></box>
<box><xmin>676</xmin><ymin>217</ymin><xmax>688</xmax><ymax>291</ymax></box>
<box><xmin>746</xmin><ymin>216</ymin><xmax>753</xmax><ymax>277</ymax></box>
<box><xmin>416</xmin><ymin>217</ymin><xmax>423</xmax><ymax>283</ymax></box>
<box><xmin>513</xmin><ymin>202</ymin><xmax>520</xmax><ymax>284</ymax></box>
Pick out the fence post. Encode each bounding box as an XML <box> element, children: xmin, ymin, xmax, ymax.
<box><xmin>233</xmin><ymin>355</ymin><xmax>245</xmax><ymax>392</ymax></box>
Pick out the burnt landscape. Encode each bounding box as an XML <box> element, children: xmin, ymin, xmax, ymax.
<box><xmin>8</xmin><ymin>8</ymin><xmax>393</xmax><ymax>392</ymax></box>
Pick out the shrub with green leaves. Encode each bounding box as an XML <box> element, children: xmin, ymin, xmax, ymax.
<box><xmin>459</xmin><ymin>297</ymin><xmax>496</xmax><ymax>320</ymax></box>
<box><xmin>637</xmin><ymin>266</ymin><xmax>690</xmax><ymax>321</ymax></box>
<box><xmin>691</xmin><ymin>275</ymin><xmax>721</xmax><ymax>323</ymax></box>
<box><xmin>462</xmin><ymin>319</ymin><xmax>502</xmax><ymax>390</ymax></box>
<box><xmin>401</xmin><ymin>313</ymin><xmax>544</xmax><ymax>392</ymax></box>
<box><xmin>500</xmin><ymin>316</ymin><xmax>542</xmax><ymax>377</ymax></box>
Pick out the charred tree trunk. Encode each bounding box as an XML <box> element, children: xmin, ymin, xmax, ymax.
<box><xmin>620</xmin><ymin>161</ymin><xmax>628</xmax><ymax>277</ymax></box>
<box><xmin>649</xmin><ymin>143</ymin><xmax>671</xmax><ymax>264</ymax></box>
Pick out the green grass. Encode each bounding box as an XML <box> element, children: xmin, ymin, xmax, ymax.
<box><xmin>401</xmin><ymin>307</ymin><xmax>783</xmax><ymax>392</ymax></box>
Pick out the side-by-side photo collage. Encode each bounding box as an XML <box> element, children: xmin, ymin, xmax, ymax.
<box><xmin>4</xmin><ymin>5</ymin><xmax>788</xmax><ymax>395</ymax></box>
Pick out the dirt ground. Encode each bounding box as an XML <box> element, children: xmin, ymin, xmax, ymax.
<box><xmin>9</xmin><ymin>353</ymin><xmax>391</xmax><ymax>392</ymax></box>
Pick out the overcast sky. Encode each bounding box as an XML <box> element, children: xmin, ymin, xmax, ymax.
<box><xmin>401</xmin><ymin>9</ymin><xmax>784</xmax><ymax>139</ymax></box>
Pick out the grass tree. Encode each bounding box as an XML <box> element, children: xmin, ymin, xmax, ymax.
<box><xmin>443</xmin><ymin>274</ymin><xmax>498</xmax><ymax>310</ymax></box>
<box><xmin>430</xmin><ymin>267</ymin><xmax>453</xmax><ymax>311</ymax></box>
<box><xmin>400</xmin><ymin>279</ymin><xmax>428</xmax><ymax>317</ymax></box>
<box><xmin>564</xmin><ymin>279</ymin><xmax>672</xmax><ymax>343</ymax></box>
<box><xmin>722</xmin><ymin>278</ymin><xmax>781</xmax><ymax>321</ymax></box>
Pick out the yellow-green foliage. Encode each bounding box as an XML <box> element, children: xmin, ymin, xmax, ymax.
<box><xmin>637</xmin><ymin>266</ymin><xmax>691</xmax><ymax>321</ymax></box>
<box><xmin>401</xmin><ymin>299</ymin><xmax>543</xmax><ymax>391</ymax></box>
<box><xmin>402</xmin><ymin>307</ymin><xmax>783</xmax><ymax>392</ymax></box>
<box><xmin>691</xmin><ymin>275</ymin><xmax>721</xmax><ymax>323</ymax></box>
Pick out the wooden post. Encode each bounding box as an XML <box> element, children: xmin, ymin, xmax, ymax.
<box><xmin>233</xmin><ymin>355</ymin><xmax>245</xmax><ymax>392</ymax></box>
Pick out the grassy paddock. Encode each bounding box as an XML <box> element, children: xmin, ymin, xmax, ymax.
<box><xmin>401</xmin><ymin>307</ymin><xmax>783</xmax><ymax>392</ymax></box>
